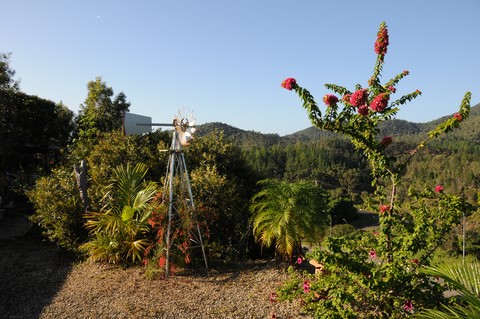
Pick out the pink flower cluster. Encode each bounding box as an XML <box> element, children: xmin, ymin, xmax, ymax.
<box><xmin>357</xmin><ymin>105</ymin><xmax>369</xmax><ymax>116</ymax></box>
<box><xmin>349</xmin><ymin>89</ymin><xmax>368</xmax><ymax>107</ymax></box>
<box><xmin>435</xmin><ymin>185</ymin><xmax>444</xmax><ymax>193</ymax></box>
<box><xmin>303</xmin><ymin>280</ymin><xmax>310</xmax><ymax>293</ymax></box>
<box><xmin>281</xmin><ymin>78</ymin><xmax>296</xmax><ymax>91</ymax></box>
<box><xmin>370</xmin><ymin>93</ymin><xmax>389</xmax><ymax>112</ymax></box>
<box><xmin>388</xmin><ymin>86</ymin><xmax>396</xmax><ymax>93</ymax></box>
<box><xmin>454</xmin><ymin>113</ymin><xmax>463</xmax><ymax>122</ymax></box>
<box><xmin>323</xmin><ymin>94</ymin><xmax>339</xmax><ymax>107</ymax></box>
<box><xmin>369</xmin><ymin>249</ymin><xmax>377</xmax><ymax>260</ymax></box>
<box><xmin>380</xmin><ymin>204</ymin><xmax>390</xmax><ymax>214</ymax></box>
<box><xmin>403</xmin><ymin>300</ymin><xmax>414</xmax><ymax>312</ymax></box>
<box><xmin>374</xmin><ymin>24</ymin><xmax>389</xmax><ymax>55</ymax></box>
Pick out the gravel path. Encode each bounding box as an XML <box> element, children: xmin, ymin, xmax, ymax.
<box><xmin>0</xmin><ymin>221</ymin><xmax>311</xmax><ymax>319</ymax></box>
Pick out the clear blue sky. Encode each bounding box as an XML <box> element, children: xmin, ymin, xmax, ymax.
<box><xmin>2</xmin><ymin>0</ymin><xmax>479</xmax><ymax>135</ymax></box>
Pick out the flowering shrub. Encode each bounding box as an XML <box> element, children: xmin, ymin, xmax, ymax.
<box><xmin>278</xmin><ymin>21</ymin><xmax>475</xmax><ymax>318</ymax></box>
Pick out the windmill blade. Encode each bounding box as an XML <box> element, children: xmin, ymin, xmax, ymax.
<box><xmin>179</xmin><ymin>131</ymin><xmax>193</xmax><ymax>146</ymax></box>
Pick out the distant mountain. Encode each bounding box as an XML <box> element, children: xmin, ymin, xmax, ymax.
<box><xmin>197</xmin><ymin>103</ymin><xmax>480</xmax><ymax>145</ymax></box>
<box><xmin>195</xmin><ymin>122</ymin><xmax>283</xmax><ymax>147</ymax></box>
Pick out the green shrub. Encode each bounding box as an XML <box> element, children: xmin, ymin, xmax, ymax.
<box><xmin>27</xmin><ymin>167</ymin><xmax>86</xmax><ymax>250</ymax></box>
<box><xmin>80</xmin><ymin>163</ymin><xmax>158</xmax><ymax>264</ymax></box>
<box><xmin>85</xmin><ymin>130</ymin><xmax>169</xmax><ymax>209</ymax></box>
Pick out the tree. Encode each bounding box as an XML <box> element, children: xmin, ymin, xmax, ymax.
<box><xmin>250</xmin><ymin>179</ymin><xmax>329</xmax><ymax>259</ymax></box>
<box><xmin>186</xmin><ymin>130</ymin><xmax>258</xmax><ymax>259</ymax></box>
<box><xmin>72</xmin><ymin>77</ymin><xmax>130</xmax><ymax>159</ymax></box>
<box><xmin>0</xmin><ymin>52</ymin><xmax>19</xmax><ymax>91</ymax></box>
<box><xmin>277</xmin><ymin>21</ymin><xmax>475</xmax><ymax>317</ymax></box>
<box><xmin>0</xmin><ymin>89</ymin><xmax>74</xmax><ymax>176</ymax></box>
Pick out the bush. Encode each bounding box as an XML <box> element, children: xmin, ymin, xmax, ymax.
<box><xmin>85</xmin><ymin>130</ymin><xmax>169</xmax><ymax>209</ymax></box>
<box><xmin>27</xmin><ymin>167</ymin><xmax>86</xmax><ymax>250</ymax></box>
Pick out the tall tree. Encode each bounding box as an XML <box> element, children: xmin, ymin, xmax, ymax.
<box><xmin>0</xmin><ymin>54</ymin><xmax>74</xmax><ymax>179</ymax></box>
<box><xmin>72</xmin><ymin>77</ymin><xmax>130</xmax><ymax>159</ymax></box>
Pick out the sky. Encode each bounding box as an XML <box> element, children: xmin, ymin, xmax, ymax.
<box><xmin>1</xmin><ymin>0</ymin><xmax>479</xmax><ymax>135</ymax></box>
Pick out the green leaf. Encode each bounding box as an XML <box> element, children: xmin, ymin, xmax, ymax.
<box><xmin>121</xmin><ymin>205</ymin><xmax>135</xmax><ymax>222</ymax></box>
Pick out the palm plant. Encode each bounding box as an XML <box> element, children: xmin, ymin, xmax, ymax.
<box><xmin>415</xmin><ymin>260</ymin><xmax>480</xmax><ymax>318</ymax></box>
<box><xmin>81</xmin><ymin>163</ymin><xmax>159</xmax><ymax>264</ymax></box>
<box><xmin>250</xmin><ymin>179</ymin><xmax>329</xmax><ymax>260</ymax></box>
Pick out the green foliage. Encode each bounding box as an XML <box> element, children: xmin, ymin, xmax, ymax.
<box><xmin>328</xmin><ymin>195</ymin><xmax>358</xmax><ymax>225</ymax></box>
<box><xmin>0</xmin><ymin>90</ymin><xmax>74</xmax><ymax>173</ymax></box>
<box><xmin>81</xmin><ymin>163</ymin><xmax>158</xmax><ymax>264</ymax></box>
<box><xmin>278</xmin><ymin>21</ymin><xmax>476</xmax><ymax>317</ymax></box>
<box><xmin>71</xmin><ymin>77</ymin><xmax>130</xmax><ymax>159</ymax></box>
<box><xmin>190</xmin><ymin>164</ymin><xmax>245</xmax><ymax>260</ymax></box>
<box><xmin>27</xmin><ymin>167</ymin><xmax>86</xmax><ymax>250</ymax></box>
<box><xmin>186</xmin><ymin>130</ymin><xmax>258</xmax><ymax>259</ymax></box>
<box><xmin>0</xmin><ymin>52</ymin><xmax>19</xmax><ymax>91</ymax></box>
<box><xmin>27</xmin><ymin>130</ymin><xmax>169</xmax><ymax>252</ymax></box>
<box><xmin>415</xmin><ymin>260</ymin><xmax>480</xmax><ymax>318</ymax></box>
<box><xmin>250</xmin><ymin>179</ymin><xmax>330</xmax><ymax>259</ymax></box>
<box><xmin>84</xmin><ymin>130</ymin><xmax>169</xmax><ymax>209</ymax></box>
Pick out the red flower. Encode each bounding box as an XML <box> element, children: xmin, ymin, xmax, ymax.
<box><xmin>380</xmin><ymin>136</ymin><xmax>392</xmax><ymax>147</ymax></box>
<box><xmin>454</xmin><ymin>113</ymin><xmax>463</xmax><ymax>122</ymax></box>
<box><xmin>435</xmin><ymin>185</ymin><xmax>444</xmax><ymax>193</ymax></box>
<box><xmin>281</xmin><ymin>77</ymin><xmax>296</xmax><ymax>90</ymax></box>
<box><xmin>297</xmin><ymin>257</ymin><xmax>303</xmax><ymax>264</ymax></box>
<box><xmin>403</xmin><ymin>300</ymin><xmax>414</xmax><ymax>312</ymax></box>
<box><xmin>403</xmin><ymin>70</ymin><xmax>409</xmax><ymax>75</ymax></box>
<box><xmin>409</xmin><ymin>258</ymin><xmax>419</xmax><ymax>264</ymax></box>
<box><xmin>323</xmin><ymin>94</ymin><xmax>339</xmax><ymax>106</ymax></box>
<box><xmin>370</xmin><ymin>93</ymin><xmax>389</xmax><ymax>112</ymax></box>
<box><xmin>374</xmin><ymin>23</ymin><xmax>389</xmax><ymax>55</ymax></box>
<box><xmin>380</xmin><ymin>204</ymin><xmax>390</xmax><ymax>214</ymax></box>
<box><xmin>357</xmin><ymin>105</ymin><xmax>369</xmax><ymax>116</ymax></box>
<box><xmin>388</xmin><ymin>86</ymin><xmax>396</xmax><ymax>93</ymax></box>
<box><xmin>350</xmin><ymin>89</ymin><xmax>368</xmax><ymax>107</ymax></box>
<box><xmin>369</xmin><ymin>249</ymin><xmax>377</xmax><ymax>260</ymax></box>
<box><xmin>415</xmin><ymin>89</ymin><xmax>421</xmax><ymax>94</ymax></box>
<box><xmin>303</xmin><ymin>280</ymin><xmax>310</xmax><ymax>293</ymax></box>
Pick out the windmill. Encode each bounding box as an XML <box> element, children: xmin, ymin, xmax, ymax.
<box><xmin>162</xmin><ymin>113</ymin><xmax>208</xmax><ymax>276</ymax></box>
<box><xmin>123</xmin><ymin>111</ymin><xmax>208</xmax><ymax>276</ymax></box>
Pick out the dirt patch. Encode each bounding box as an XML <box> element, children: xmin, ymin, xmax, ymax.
<box><xmin>0</xmin><ymin>224</ymin><xmax>310</xmax><ymax>318</ymax></box>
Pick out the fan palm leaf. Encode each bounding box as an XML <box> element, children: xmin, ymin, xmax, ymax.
<box><xmin>250</xmin><ymin>179</ymin><xmax>329</xmax><ymax>259</ymax></box>
<box><xmin>415</xmin><ymin>260</ymin><xmax>480</xmax><ymax>318</ymax></box>
<box><xmin>82</xmin><ymin>163</ymin><xmax>159</xmax><ymax>264</ymax></box>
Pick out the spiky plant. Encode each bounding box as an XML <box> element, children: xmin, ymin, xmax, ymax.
<box><xmin>81</xmin><ymin>163</ymin><xmax>158</xmax><ymax>264</ymax></box>
<box><xmin>250</xmin><ymin>179</ymin><xmax>329</xmax><ymax>260</ymax></box>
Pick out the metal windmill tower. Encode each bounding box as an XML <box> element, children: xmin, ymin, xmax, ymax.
<box><xmin>123</xmin><ymin>111</ymin><xmax>208</xmax><ymax>276</ymax></box>
<box><xmin>162</xmin><ymin>114</ymin><xmax>208</xmax><ymax>276</ymax></box>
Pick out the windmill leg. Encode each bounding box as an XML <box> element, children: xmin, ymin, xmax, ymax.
<box><xmin>165</xmin><ymin>149</ymin><xmax>176</xmax><ymax>276</ymax></box>
<box><xmin>180</xmin><ymin>153</ymin><xmax>208</xmax><ymax>271</ymax></box>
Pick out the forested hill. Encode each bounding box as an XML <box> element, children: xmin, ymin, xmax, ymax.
<box><xmin>196</xmin><ymin>122</ymin><xmax>283</xmax><ymax>147</ymax></box>
<box><xmin>197</xmin><ymin>103</ymin><xmax>480</xmax><ymax>145</ymax></box>
<box><xmin>196</xmin><ymin>103</ymin><xmax>480</xmax><ymax>203</ymax></box>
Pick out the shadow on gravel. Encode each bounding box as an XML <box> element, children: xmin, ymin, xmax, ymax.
<box><xmin>0</xmin><ymin>210</ymin><xmax>73</xmax><ymax>319</ymax></box>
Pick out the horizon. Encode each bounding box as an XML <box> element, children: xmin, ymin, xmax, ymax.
<box><xmin>199</xmin><ymin>99</ymin><xmax>480</xmax><ymax>137</ymax></box>
<box><xmin>2</xmin><ymin>0</ymin><xmax>479</xmax><ymax>135</ymax></box>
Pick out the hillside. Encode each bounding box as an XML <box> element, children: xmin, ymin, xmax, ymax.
<box><xmin>195</xmin><ymin>103</ymin><xmax>480</xmax><ymax>201</ymax></box>
<box><xmin>197</xmin><ymin>103</ymin><xmax>480</xmax><ymax>146</ymax></box>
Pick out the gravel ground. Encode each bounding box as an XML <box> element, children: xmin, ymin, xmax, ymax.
<box><xmin>0</xmin><ymin>212</ymin><xmax>311</xmax><ymax>319</ymax></box>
